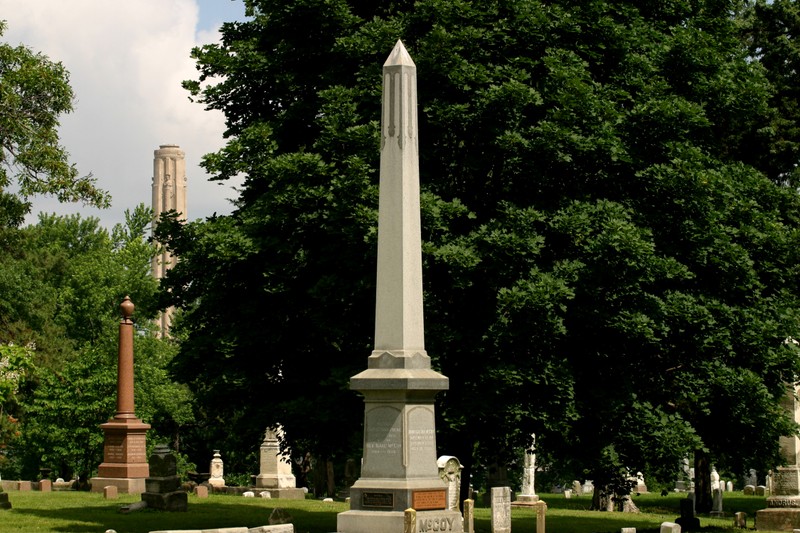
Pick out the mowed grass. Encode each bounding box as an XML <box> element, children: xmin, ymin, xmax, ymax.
<box><xmin>0</xmin><ymin>489</ymin><xmax>771</xmax><ymax>532</ymax></box>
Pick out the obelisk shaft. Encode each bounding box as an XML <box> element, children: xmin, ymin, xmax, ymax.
<box><xmin>374</xmin><ymin>41</ymin><xmax>424</xmax><ymax>354</ymax></box>
<box><xmin>116</xmin><ymin>306</ymin><xmax>135</xmax><ymax>417</ymax></box>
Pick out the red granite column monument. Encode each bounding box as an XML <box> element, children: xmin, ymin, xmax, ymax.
<box><xmin>90</xmin><ymin>296</ymin><xmax>150</xmax><ymax>494</ymax></box>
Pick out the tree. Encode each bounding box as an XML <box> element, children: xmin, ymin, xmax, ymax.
<box><xmin>162</xmin><ymin>0</ymin><xmax>800</xmax><ymax>500</ymax></box>
<box><xmin>0</xmin><ymin>207</ymin><xmax>194</xmax><ymax>481</ymax></box>
<box><xmin>0</xmin><ymin>21</ymin><xmax>109</xmax><ymax>225</ymax></box>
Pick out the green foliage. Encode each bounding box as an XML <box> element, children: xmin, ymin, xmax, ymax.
<box><xmin>0</xmin><ymin>21</ymin><xmax>109</xmax><ymax>216</ymax></box>
<box><xmin>162</xmin><ymin>0</ymin><xmax>800</xmax><ymax>491</ymax></box>
<box><xmin>0</xmin><ymin>207</ymin><xmax>194</xmax><ymax>480</ymax></box>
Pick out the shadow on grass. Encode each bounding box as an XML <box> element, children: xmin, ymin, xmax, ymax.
<box><xmin>7</xmin><ymin>493</ymin><xmax>343</xmax><ymax>533</ymax></box>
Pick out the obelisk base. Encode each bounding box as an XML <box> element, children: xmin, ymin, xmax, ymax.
<box><xmin>90</xmin><ymin>418</ymin><xmax>150</xmax><ymax>494</ymax></box>
<box><xmin>89</xmin><ymin>477</ymin><xmax>146</xmax><ymax>495</ymax></box>
<box><xmin>512</xmin><ymin>494</ymin><xmax>540</xmax><ymax>506</ymax></box>
<box><xmin>337</xmin><ymin>509</ymin><xmax>463</xmax><ymax>533</ymax></box>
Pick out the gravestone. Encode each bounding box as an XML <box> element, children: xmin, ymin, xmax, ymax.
<box><xmin>744</xmin><ymin>485</ymin><xmax>755</xmax><ymax>495</ymax></box>
<box><xmin>516</xmin><ymin>433</ymin><xmax>539</xmax><ymax>503</ymax></box>
<box><xmin>39</xmin><ymin>479</ymin><xmax>51</xmax><ymax>492</ymax></box>
<box><xmin>195</xmin><ymin>485</ymin><xmax>208</xmax><ymax>498</ymax></box>
<box><xmin>437</xmin><ymin>456</ymin><xmax>463</xmax><ymax>511</ymax></box>
<box><xmin>726</xmin><ymin>481</ymin><xmax>733</xmax><ymax>492</ymax></box>
<box><xmin>747</xmin><ymin>469</ymin><xmax>758</xmax><ymax>487</ymax></box>
<box><xmin>756</xmin><ymin>485</ymin><xmax>768</xmax><ymax>497</ymax></box>
<box><xmin>572</xmin><ymin>480</ymin><xmax>583</xmax><ymax>496</ymax></box>
<box><xmin>104</xmin><ymin>485</ymin><xmax>118</xmax><ymax>500</ymax></box>
<box><xmin>756</xmin><ymin>385</ymin><xmax>800</xmax><ymax>530</ymax></box>
<box><xmin>208</xmin><ymin>450</ymin><xmax>225</xmax><ymax>488</ymax></box>
<box><xmin>660</xmin><ymin>523</ymin><xmax>681</xmax><ymax>533</ymax></box>
<box><xmin>491</xmin><ymin>487</ymin><xmax>511</xmax><ymax>533</ymax></box>
<box><xmin>711</xmin><ymin>488</ymin><xmax>723</xmax><ymax>516</ymax></box>
<box><xmin>675</xmin><ymin>497</ymin><xmax>700</xmax><ymax>531</ymax></box>
<box><xmin>0</xmin><ymin>485</ymin><xmax>10</xmax><ymax>510</ymax></box>
<box><xmin>140</xmin><ymin>443</ymin><xmax>187</xmax><ymax>511</ymax></box>
<box><xmin>734</xmin><ymin>511</ymin><xmax>747</xmax><ymax>528</ymax></box>
<box><xmin>90</xmin><ymin>297</ymin><xmax>150</xmax><ymax>495</ymax></box>
<box><xmin>256</xmin><ymin>426</ymin><xmax>304</xmax><ymax>499</ymax></box>
<box><xmin>336</xmin><ymin>40</ymin><xmax>462</xmax><ymax>533</ymax></box>
<box><xmin>463</xmin><ymin>499</ymin><xmax>474</xmax><ymax>533</ymax></box>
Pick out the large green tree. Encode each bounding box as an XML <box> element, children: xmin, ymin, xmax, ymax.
<box><xmin>161</xmin><ymin>0</ymin><xmax>800</xmax><ymax>502</ymax></box>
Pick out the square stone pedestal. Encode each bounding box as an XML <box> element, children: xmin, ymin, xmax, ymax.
<box><xmin>90</xmin><ymin>418</ymin><xmax>150</xmax><ymax>494</ymax></box>
<box><xmin>756</xmin><ymin>507</ymin><xmax>800</xmax><ymax>531</ymax></box>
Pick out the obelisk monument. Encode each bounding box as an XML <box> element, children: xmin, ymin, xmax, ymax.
<box><xmin>91</xmin><ymin>297</ymin><xmax>150</xmax><ymax>494</ymax></box>
<box><xmin>337</xmin><ymin>40</ymin><xmax>462</xmax><ymax>533</ymax></box>
<box><xmin>151</xmin><ymin>144</ymin><xmax>186</xmax><ymax>336</ymax></box>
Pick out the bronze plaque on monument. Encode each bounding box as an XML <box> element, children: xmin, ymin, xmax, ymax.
<box><xmin>413</xmin><ymin>489</ymin><xmax>447</xmax><ymax>510</ymax></box>
<box><xmin>362</xmin><ymin>492</ymin><xmax>394</xmax><ymax>508</ymax></box>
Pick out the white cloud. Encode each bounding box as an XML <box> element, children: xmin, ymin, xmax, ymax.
<box><xmin>0</xmin><ymin>0</ymin><xmax>242</xmax><ymax>229</ymax></box>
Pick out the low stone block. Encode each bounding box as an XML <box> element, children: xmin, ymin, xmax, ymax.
<box><xmin>17</xmin><ymin>481</ymin><xmax>32</xmax><ymax>491</ymax></box>
<box><xmin>734</xmin><ymin>511</ymin><xmax>746</xmax><ymax>528</ymax></box>
<box><xmin>39</xmin><ymin>480</ymin><xmax>52</xmax><ymax>492</ymax></box>
<box><xmin>104</xmin><ymin>485</ymin><xmax>119</xmax><ymax>500</ymax></box>
<box><xmin>243</xmin><ymin>491</ymin><xmax>255</xmax><ymax>497</ymax></box>
<box><xmin>621</xmin><ymin>528</ymin><xmax>636</xmax><ymax>533</ymax></box>
<box><xmin>146</xmin><ymin>476</ymin><xmax>181</xmax><ymax>494</ymax></box>
<box><xmin>195</xmin><ymin>485</ymin><xmax>209</xmax><ymax>498</ymax></box>
<box><xmin>142</xmin><ymin>490</ymin><xmax>188</xmax><ymax>512</ymax></box>
<box><xmin>660</xmin><ymin>522</ymin><xmax>681</xmax><ymax>533</ymax></box>
<box><xmin>260</xmin><ymin>492</ymin><xmax>271</xmax><ymax>499</ymax></box>
<box><xmin>247</xmin><ymin>526</ymin><xmax>294</xmax><ymax>533</ymax></box>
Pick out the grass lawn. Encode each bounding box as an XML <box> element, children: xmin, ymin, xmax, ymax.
<box><xmin>0</xmin><ymin>490</ymin><xmax>772</xmax><ymax>532</ymax></box>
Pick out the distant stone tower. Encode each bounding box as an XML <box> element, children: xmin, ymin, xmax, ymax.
<box><xmin>151</xmin><ymin>144</ymin><xmax>186</xmax><ymax>335</ymax></box>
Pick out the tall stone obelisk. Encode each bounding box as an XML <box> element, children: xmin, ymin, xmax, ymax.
<box><xmin>90</xmin><ymin>297</ymin><xmax>150</xmax><ymax>494</ymax></box>
<box><xmin>337</xmin><ymin>40</ymin><xmax>462</xmax><ymax>533</ymax></box>
<box><xmin>151</xmin><ymin>144</ymin><xmax>186</xmax><ymax>336</ymax></box>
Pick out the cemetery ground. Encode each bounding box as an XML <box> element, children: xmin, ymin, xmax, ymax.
<box><xmin>0</xmin><ymin>490</ymin><xmax>771</xmax><ymax>532</ymax></box>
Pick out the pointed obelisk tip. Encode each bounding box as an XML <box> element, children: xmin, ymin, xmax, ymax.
<box><xmin>384</xmin><ymin>39</ymin><xmax>416</xmax><ymax>68</ymax></box>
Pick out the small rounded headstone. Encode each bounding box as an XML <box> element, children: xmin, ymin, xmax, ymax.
<box><xmin>260</xmin><ymin>491</ymin><xmax>271</xmax><ymax>499</ymax></box>
<box><xmin>243</xmin><ymin>491</ymin><xmax>255</xmax><ymax>497</ymax></box>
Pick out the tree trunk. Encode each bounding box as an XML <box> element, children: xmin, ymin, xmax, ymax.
<box><xmin>694</xmin><ymin>450</ymin><xmax>712</xmax><ymax>513</ymax></box>
<box><xmin>326</xmin><ymin>459</ymin><xmax>336</xmax><ymax>497</ymax></box>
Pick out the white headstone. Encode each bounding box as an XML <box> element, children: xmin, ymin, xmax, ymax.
<box><xmin>491</xmin><ymin>487</ymin><xmax>511</xmax><ymax>533</ymax></box>
<box><xmin>726</xmin><ymin>480</ymin><xmax>733</xmax><ymax>492</ymax></box>
<box><xmin>438</xmin><ymin>455</ymin><xmax>463</xmax><ymax>511</ymax></box>
<box><xmin>256</xmin><ymin>426</ymin><xmax>296</xmax><ymax>489</ymax></box>
<box><xmin>209</xmin><ymin>450</ymin><xmax>225</xmax><ymax>487</ymax></box>
<box><xmin>660</xmin><ymin>522</ymin><xmax>681</xmax><ymax>533</ymax></box>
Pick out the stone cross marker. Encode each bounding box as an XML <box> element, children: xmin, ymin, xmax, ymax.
<box><xmin>90</xmin><ymin>297</ymin><xmax>150</xmax><ymax>494</ymax></box>
<box><xmin>336</xmin><ymin>40</ymin><xmax>462</xmax><ymax>533</ymax></box>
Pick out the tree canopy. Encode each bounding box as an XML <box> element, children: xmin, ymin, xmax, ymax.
<box><xmin>0</xmin><ymin>20</ymin><xmax>109</xmax><ymax>228</ymax></box>
<box><xmin>160</xmin><ymin>0</ymin><xmax>800</xmax><ymax>498</ymax></box>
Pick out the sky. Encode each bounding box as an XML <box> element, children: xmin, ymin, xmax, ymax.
<box><xmin>0</xmin><ymin>0</ymin><xmax>248</xmax><ymax>229</ymax></box>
